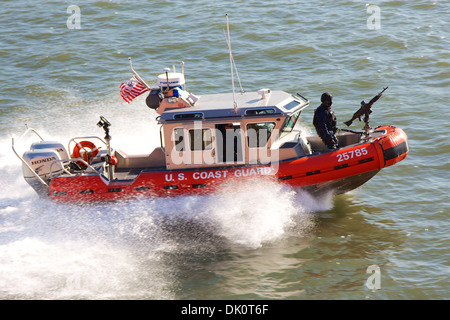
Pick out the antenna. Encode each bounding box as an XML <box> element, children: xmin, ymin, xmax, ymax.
<box><xmin>223</xmin><ymin>30</ymin><xmax>244</xmax><ymax>95</ymax></box>
<box><xmin>164</xmin><ymin>67</ymin><xmax>171</xmax><ymax>92</ymax></box>
<box><xmin>225</xmin><ymin>14</ymin><xmax>237</xmax><ymax>114</ymax></box>
<box><xmin>181</xmin><ymin>61</ymin><xmax>186</xmax><ymax>90</ymax></box>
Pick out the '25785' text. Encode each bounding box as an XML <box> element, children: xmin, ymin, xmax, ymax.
<box><xmin>336</xmin><ymin>147</ymin><xmax>368</xmax><ymax>162</ymax></box>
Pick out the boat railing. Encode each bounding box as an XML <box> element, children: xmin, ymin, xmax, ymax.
<box><xmin>11</xmin><ymin>126</ymin><xmax>48</xmax><ymax>187</ymax></box>
<box><xmin>293</xmin><ymin>92</ymin><xmax>310</xmax><ymax>104</ymax></box>
<box><xmin>49</xmin><ymin>158</ymin><xmax>102</xmax><ymax>180</ymax></box>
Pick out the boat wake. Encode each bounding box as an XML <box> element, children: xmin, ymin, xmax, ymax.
<box><xmin>1</xmin><ymin>123</ymin><xmax>334</xmax><ymax>299</ymax></box>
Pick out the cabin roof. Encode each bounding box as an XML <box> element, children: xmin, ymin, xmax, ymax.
<box><xmin>157</xmin><ymin>90</ymin><xmax>309</xmax><ymax>123</ymax></box>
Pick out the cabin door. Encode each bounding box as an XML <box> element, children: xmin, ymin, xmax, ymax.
<box><xmin>215</xmin><ymin>123</ymin><xmax>243</xmax><ymax>164</ymax></box>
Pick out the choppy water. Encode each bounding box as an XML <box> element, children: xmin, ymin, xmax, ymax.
<box><xmin>0</xmin><ymin>0</ymin><xmax>448</xmax><ymax>300</ymax></box>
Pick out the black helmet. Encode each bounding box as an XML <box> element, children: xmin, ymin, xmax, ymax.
<box><xmin>321</xmin><ymin>92</ymin><xmax>333</xmax><ymax>106</ymax></box>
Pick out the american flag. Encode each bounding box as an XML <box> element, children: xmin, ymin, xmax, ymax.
<box><xmin>120</xmin><ymin>75</ymin><xmax>149</xmax><ymax>103</ymax></box>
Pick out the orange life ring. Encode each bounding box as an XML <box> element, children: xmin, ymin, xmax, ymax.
<box><xmin>72</xmin><ymin>141</ymin><xmax>99</xmax><ymax>164</ymax></box>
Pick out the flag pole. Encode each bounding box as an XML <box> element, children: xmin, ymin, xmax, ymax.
<box><xmin>128</xmin><ymin>57</ymin><xmax>151</xmax><ymax>89</ymax></box>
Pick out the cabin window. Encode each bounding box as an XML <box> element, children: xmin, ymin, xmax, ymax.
<box><xmin>173</xmin><ymin>128</ymin><xmax>185</xmax><ymax>151</ymax></box>
<box><xmin>174</xmin><ymin>112</ymin><xmax>203</xmax><ymax>120</ymax></box>
<box><xmin>246</xmin><ymin>122</ymin><xmax>276</xmax><ymax>148</ymax></box>
<box><xmin>189</xmin><ymin>129</ymin><xmax>213</xmax><ymax>150</ymax></box>
<box><xmin>280</xmin><ymin>110</ymin><xmax>301</xmax><ymax>135</ymax></box>
<box><xmin>282</xmin><ymin>100</ymin><xmax>301</xmax><ymax>110</ymax></box>
<box><xmin>245</xmin><ymin>108</ymin><xmax>276</xmax><ymax>115</ymax></box>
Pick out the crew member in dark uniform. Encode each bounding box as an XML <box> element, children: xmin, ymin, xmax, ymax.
<box><xmin>313</xmin><ymin>92</ymin><xmax>338</xmax><ymax>149</ymax></box>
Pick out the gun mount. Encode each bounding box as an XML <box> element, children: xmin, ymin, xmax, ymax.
<box><xmin>344</xmin><ymin>87</ymin><xmax>388</xmax><ymax>137</ymax></box>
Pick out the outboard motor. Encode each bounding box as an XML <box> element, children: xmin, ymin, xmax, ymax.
<box><xmin>22</xmin><ymin>141</ymin><xmax>68</xmax><ymax>195</ymax></box>
<box><xmin>30</xmin><ymin>140</ymin><xmax>69</xmax><ymax>160</ymax></box>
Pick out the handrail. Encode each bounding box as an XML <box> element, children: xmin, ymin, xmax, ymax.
<box><xmin>11</xmin><ymin>126</ymin><xmax>48</xmax><ymax>187</ymax></box>
<box><xmin>49</xmin><ymin>158</ymin><xmax>102</xmax><ymax>180</ymax></box>
<box><xmin>18</xmin><ymin>126</ymin><xmax>44</xmax><ymax>142</ymax></box>
<box><xmin>12</xmin><ymin>136</ymin><xmax>49</xmax><ymax>187</ymax></box>
<box><xmin>159</xmin><ymin>125</ymin><xmax>164</xmax><ymax>148</ymax></box>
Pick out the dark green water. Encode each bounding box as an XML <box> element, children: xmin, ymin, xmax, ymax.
<box><xmin>0</xmin><ymin>0</ymin><xmax>448</xmax><ymax>300</ymax></box>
